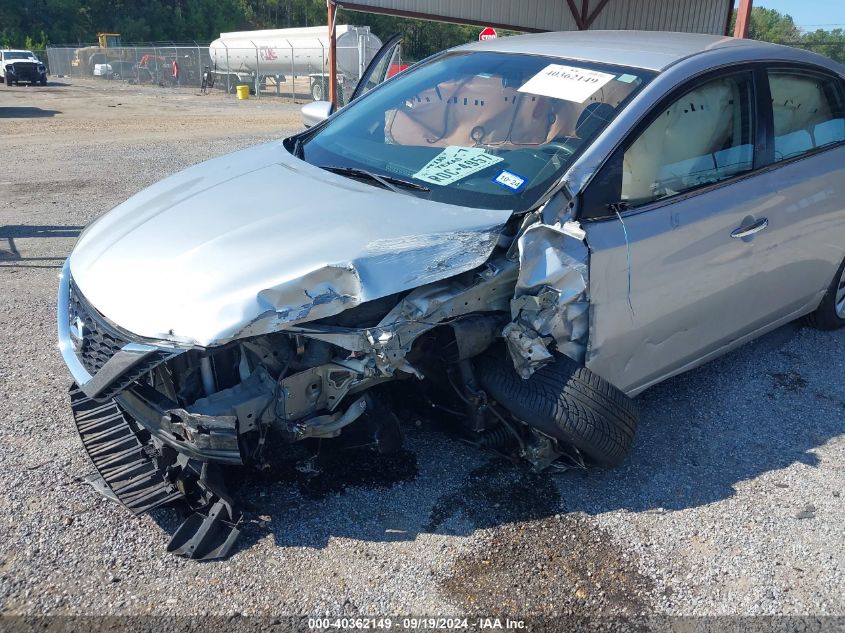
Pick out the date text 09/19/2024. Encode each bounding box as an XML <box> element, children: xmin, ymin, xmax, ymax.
<box><xmin>307</xmin><ymin>617</ymin><xmax>527</xmax><ymax>630</ymax></box>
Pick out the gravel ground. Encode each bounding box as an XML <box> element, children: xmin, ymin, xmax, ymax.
<box><xmin>0</xmin><ymin>79</ymin><xmax>844</xmax><ymax>622</ymax></box>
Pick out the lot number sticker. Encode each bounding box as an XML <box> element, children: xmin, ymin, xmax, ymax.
<box><xmin>493</xmin><ymin>170</ymin><xmax>526</xmax><ymax>191</ymax></box>
<box><xmin>413</xmin><ymin>146</ymin><xmax>503</xmax><ymax>186</ymax></box>
<box><xmin>518</xmin><ymin>64</ymin><xmax>615</xmax><ymax>103</ymax></box>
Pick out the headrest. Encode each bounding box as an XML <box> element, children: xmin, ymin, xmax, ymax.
<box><xmin>576</xmin><ymin>102</ymin><xmax>616</xmax><ymax>140</ymax></box>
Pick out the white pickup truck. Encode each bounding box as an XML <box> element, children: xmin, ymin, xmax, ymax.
<box><xmin>1</xmin><ymin>49</ymin><xmax>48</xmax><ymax>86</ymax></box>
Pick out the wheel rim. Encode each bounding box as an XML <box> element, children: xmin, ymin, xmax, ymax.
<box><xmin>836</xmin><ymin>266</ymin><xmax>845</xmax><ymax>318</ymax></box>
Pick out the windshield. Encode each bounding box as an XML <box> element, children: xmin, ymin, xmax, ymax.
<box><xmin>302</xmin><ymin>51</ymin><xmax>652</xmax><ymax>211</ymax></box>
<box><xmin>5</xmin><ymin>51</ymin><xmax>36</xmax><ymax>60</ymax></box>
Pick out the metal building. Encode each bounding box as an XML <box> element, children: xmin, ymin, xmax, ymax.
<box><xmin>338</xmin><ymin>0</ymin><xmax>735</xmax><ymax>35</ymax></box>
<box><xmin>323</xmin><ymin>0</ymin><xmax>751</xmax><ymax>104</ymax></box>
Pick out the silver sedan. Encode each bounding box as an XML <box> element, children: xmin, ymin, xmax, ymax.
<box><xmin>58</xmin><ymin>30</ymin><xmax>845</xmax><ymax>559</ymax></box>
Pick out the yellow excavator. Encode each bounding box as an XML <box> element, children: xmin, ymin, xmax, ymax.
<box><xmin>97</xmin><ymin>33</ymin><xmax>122</xmax><ymax>48</ymax></box>
<box><xmin>71</xmin><ymin>33</ymin><xmax>126</xmax><ymax>75</ymax></box>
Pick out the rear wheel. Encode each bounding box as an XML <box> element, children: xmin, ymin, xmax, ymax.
<box><xmin>475</xmin><ymin>347</ymin><xmax>638</xmax><ymax>466</ymax></box>
<box><xmin>807</xmin><ymin>256</ymin><xmax>845</xmax><ymax>330</ymax></box>
<box><xmin>311</xmin><ymin>79</ymin><xmax>326</xmax><ymax>101</ymax></box>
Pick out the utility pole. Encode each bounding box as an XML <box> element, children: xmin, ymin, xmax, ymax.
<box><xmin>327</xmin><ymin>0</ymin><xmax>338</xmax><ymax>106</ymax></box>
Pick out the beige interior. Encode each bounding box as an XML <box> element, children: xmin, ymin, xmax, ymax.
<box><xmin>770</xmin><ymin>74</ymin><xmax>832</xmax><ymax>137</ymax></box>
<box><xmin>384</xmin><ymin>75</ymin><xmax>637</xmax><ymax>149</ymax></box>
<box><xmin>622</xmin><ymin>78</ymin><xmax>740</xmax><ymax>202</ymax></box>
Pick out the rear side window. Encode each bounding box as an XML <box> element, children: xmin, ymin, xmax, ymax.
<box><xmin>768</xmin><ymin>71</ymin><xmax>845</xmax><ymax>162</ymax></box>
<box><xmin>621</xmin><ymin>73</ymin><xmax>755</xmax><ymax>206</ymax></box>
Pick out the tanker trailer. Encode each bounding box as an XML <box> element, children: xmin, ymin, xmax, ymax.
<box><xmin>208</xmin><ymin>25</ymin><xmax>382</xmax><ymax>100</ymax></box>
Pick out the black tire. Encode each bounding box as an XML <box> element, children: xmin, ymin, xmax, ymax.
<box><xmin>40</xmin><ymin>77</ymin><xmax>47</xmax><ymax>86</ymax></box>
<box><xmin>806</xmin><ymin>256</ymin><xmax>845</xmax><ymax>331</ymax></box>
<box><xmin>474</xmin><ymin>346</ymin><xmax>638</xmax><ymax>466</ymax></box>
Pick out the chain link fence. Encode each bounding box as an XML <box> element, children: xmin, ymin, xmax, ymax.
<box><xmin>40</xmin><ymin>37</ymin><xmax>840</xmax><ymax>103</ymax></box>
<box><xmin>44</xmin><ymin>38</ymin><xmax>385</xmax><ymax>103</ymax></box>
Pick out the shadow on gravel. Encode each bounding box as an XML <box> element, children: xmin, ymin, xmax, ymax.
<box><xmin>0</xmin><ymin>106</ymin><xmax>62</xmax><ymax>118</ymax></box>
<box><xmin>0</xmin><ymin>224</ymin><xmax>82</xmax><ymax>267</ymax></box>
<box><xmin>555</xmin><ymin>322</ymin><xmax>845</xmax><ymax>516</ymax></box>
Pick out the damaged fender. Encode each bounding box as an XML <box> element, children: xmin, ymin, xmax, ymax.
<box><xmin>505</xmin><ymin>220</ymin><xmax>591</xmax><ymax>378</ymax></box>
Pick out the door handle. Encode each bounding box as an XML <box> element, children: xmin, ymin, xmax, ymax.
<box><xmin>731</xmin><ymin>217</ymin><xmax>768</xmax><ymax>239</ymax></box>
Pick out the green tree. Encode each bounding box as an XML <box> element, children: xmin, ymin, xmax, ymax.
<box><xmin>1</xmin><ymin>0</ymin><xmax>505</xmax><ymax>53</ymax></box>
<box><xmin>799</xmin><ymin>28</ymin><xmax>845</xmax><ymax>64</ymax></box>
<box><xmin>731</xmin><ymin>6</ymin><xmax>845</xmax><ymax>64</ymax></box>
<box><xmin>746</xmin><ymin>7</ymin><xmax>800</xmax><ymax>41</ymax></box>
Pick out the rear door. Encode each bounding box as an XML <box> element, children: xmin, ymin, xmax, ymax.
<box><xmin>580</xmin><ymin>67</ymin><xmax>793</xmax><ymax>394</ymax></box>
<box><xmin>753</xmin><ymin>65</ymin><xmax>845</xmax><ymax>314</ymax></box>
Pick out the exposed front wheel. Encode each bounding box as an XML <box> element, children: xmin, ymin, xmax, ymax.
<box><xmin>807</xmin><ymin>256</ymin><xmax>845</xmax><ymax>330</ymax></box>
<box><xmin>475</xmin><ymin>347</ymin><xmax>638</xmax><ymax>466</ymax></box>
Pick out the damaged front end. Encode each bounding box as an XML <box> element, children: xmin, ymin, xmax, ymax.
<box><xmin>59</xmin><ymin>188</ymin><xmax>596</xmax><ymax>561</ymax></box>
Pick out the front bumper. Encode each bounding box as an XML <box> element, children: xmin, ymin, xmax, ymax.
<box><xmin>115</xmin><ymin>384</ymin><xmax>243</xmax><ymax>464</ymax></box>
<box><xmin>58</xmin><ymin>259</ymin><xmax>171</xmax><ymax>400</ymax></box>
<box><xmin>5</xmin><ymin>67</ymin><xmax>46</xmax><ymax>83</ymax></box>
<box><xmin>68</xmin><ymin>384</ymin><xmax>183</xmax><ymax>513</ymax></box>
<box><xmin>69</xmin><ymin>383</ymin><xmax>242</xmax><ymax>560</ymax></box>
<box><xmin>60</xmin><ymin>260</ymin><xmax>242</xmax><ymax>464</ymax></box>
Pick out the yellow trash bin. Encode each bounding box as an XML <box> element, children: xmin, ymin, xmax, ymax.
<box><xmin>236</xmin><ymin>85</ymin><xmax>250</xmax><ymax>100</ymax></box>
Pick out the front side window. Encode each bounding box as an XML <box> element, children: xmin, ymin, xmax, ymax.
<box><xmin>302</xmin><ymin>52</ymin><xmax>652</xmax><ymax>211</ymax></box>
<box><xmin>769</xmin><ymin>70</ymin><xmax>845</xmax><ymax>162</ymax></box>
<box><xmin>621</xmin><ymin>73</ymin><xmax>755</xmax><ymax>207</ymax></box>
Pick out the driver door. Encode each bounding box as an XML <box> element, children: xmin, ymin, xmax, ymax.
<box><xmin>581</xmin><ymin>68</ymin><xmax>780</xmax><ymax>395</ymax></box>
<box><xmin>300</xmin><ymin>34</ymin><xmax>402</xmax><ymax>127</ymax></box>
<box><xmin>349</xmin><ymin>33</ymin><xmax>402</xmax><ymax>103</ymax></box>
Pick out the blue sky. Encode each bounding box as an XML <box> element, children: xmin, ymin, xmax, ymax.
<box><xmin>753</xmin><ymin>0</ymin><xmax>845</xmax><ymax>29</ymax></box>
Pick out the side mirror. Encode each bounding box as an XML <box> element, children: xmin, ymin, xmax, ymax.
<box><xmin>301</xmin><ymin>101</ymin><xmax>335</xmax><ymax>128</ymax></box>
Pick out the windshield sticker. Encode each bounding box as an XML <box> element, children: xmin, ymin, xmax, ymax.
<box><xmin>616</xmin><ymin>73</ymin><xmax>638</xmax><ymax>84</ymax></box>
<box><xmin>518</xmin><ymin>64</ymin><xmax>615</xmax><ymax>103</ymax></box>
<box><xmin>412</xmin><ymin>146</ymin><xmax>503</xmax><ymax>186</ymax></box>
<box><xmin>493</xmin><ymin>170</ymin><xmax>526</xmax><ymax>191</ymax></box>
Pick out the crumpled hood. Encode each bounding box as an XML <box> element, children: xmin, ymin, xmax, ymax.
<box><xmin>69</xmin><ymin>141</ymin><xmax>512</xmax><ymax>346</ymax></box>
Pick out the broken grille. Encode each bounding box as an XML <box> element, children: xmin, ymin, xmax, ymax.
<box><xmin>68</xmin><ymin>281</ymin><xmax>131</xmax><ymax>376</ymax></box>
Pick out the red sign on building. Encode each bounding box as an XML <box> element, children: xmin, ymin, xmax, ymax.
<box><xmin>479</xmin><ymin>27</ymin><xmax>498</xmax><ymax>41</ymax></box>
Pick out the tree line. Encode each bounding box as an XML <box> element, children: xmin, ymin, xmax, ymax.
<box><xmin>733</xmin><ymin>7</ymin><xmax>845</xmax><ymax>63</ymax></box>
<box><xmin>0</xmin><ymin>0</ymin><xmax>493</xmax><ymax>61</ymax></box>
<box><xmin>1</xmin><ymin>1</ymin><xmax>843</xmax><ymax>64</ymax></box>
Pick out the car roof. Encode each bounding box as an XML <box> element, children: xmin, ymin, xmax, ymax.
<box><xmin>457</xmin><ymin>30</ymin><xmax>804</xmax><ymax>72</ymax></box>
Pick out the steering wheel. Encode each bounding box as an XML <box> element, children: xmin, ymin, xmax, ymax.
<box><xmin>536</xmin><ymin>141</ymin><xmax>577</xmax><ymax>158</ymax></box>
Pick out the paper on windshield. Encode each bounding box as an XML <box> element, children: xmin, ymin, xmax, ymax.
<box><xmin>412</xmin><ymin>146</ymin><xmax>503</xmax><ymax>186</ymax></box>
<box><xmin>518</xmin><ymin>64</ymin><xmax>615</xmax><ymax>103</ymax></box>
